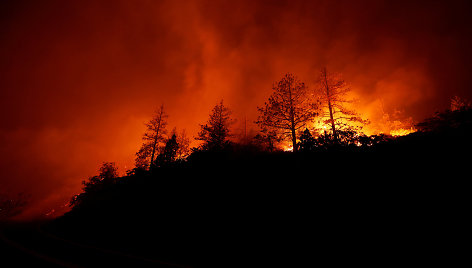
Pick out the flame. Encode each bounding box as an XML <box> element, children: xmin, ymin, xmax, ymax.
<box><xmin>389</xmin><ymin>127</ymin><xmax>416</xmax><ymax>137</ymax></box>
<box><xmin>284</xmin><ymin>145</ymin><xmax>293</xmax><ymax>152</ymax></box>
<box><xmin>279</xmin><ymin>104</ymin><xmax>417</xmax><ymax>151</ymax></box>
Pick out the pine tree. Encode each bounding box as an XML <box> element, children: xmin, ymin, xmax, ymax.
<box><xmin>135</xmin><ymin>105</ymin><xmax>168</xmax><ymax>169</ymax></box>
<box><xmin>196</xmin><ymin>100</ymin><xmax>234</xmax><ymax>151</ymax></box>
<box><xmin>317</xmin><ymin>68</ymin><xmax>367</xmax><ymax>142</ymax></box>
<box><xmin>257</xmin><ymin>73</ymin><xmax>317</xmax><ymax>152</ymax></box>
<box><xmin>156</xmin><ymin>134</ymin><xmax>179</xmax><ymax>167</ymax></box>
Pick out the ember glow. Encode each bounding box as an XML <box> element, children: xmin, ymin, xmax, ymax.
<box><xmin>1</xmin><ymin>0</ymin><xmax>472</xmax><ymax>219</ymax></box>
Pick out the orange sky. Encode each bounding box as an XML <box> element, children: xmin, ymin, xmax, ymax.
<box><xmin>1</xmin><ymin>0</ymin><xmax>472</xmax><ymax>218</ymax></box>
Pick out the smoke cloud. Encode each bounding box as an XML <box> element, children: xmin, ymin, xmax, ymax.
<box><xmin>1</xmin><ymin>0</ymin><xmax>471</xmax><ymax>218</ymax></box>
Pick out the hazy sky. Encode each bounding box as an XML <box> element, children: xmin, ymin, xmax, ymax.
<box><xmin>1</xmin><ymin>0</ymin><xmax>472</xmax><ymax>218</ymax></box>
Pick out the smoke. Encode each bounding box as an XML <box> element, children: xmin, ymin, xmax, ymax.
<box><xmin>1</xmin><ymin>0</ymin><xmax>471</xmax><ymax>218</ymax></box>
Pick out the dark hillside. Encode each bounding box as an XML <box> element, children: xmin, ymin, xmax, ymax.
<box><xmin>46</xmin><ymin>108</ymin><xmax>472</xmax><ymax>267</ymax></box>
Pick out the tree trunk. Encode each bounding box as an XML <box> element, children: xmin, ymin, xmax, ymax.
<box><xmin>288</xmin><ymin>82</ymin><xmax>298</xmax><ymax>152</ymax></box>
<box><xmin>150</xmin><ymin>132</ymin><xmax>158</xmax><ymax>168</ymax></box>
<box><xmin>323</xmin><ymin>68</ymin><xmax>338</xmax><ymax>142</ymax></box>
<box><xmin>291</xmin><ymin>126</ymin><xmax>297</xmax><ymax>152</ymax></box>
<box><xmin>149</xmin><ymin>113</ymin><xmax>163</xmax><ymax>168</ymax></box>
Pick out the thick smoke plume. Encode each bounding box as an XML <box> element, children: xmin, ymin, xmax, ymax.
<box><xmin>1</xmin><ymin>0</ymin><xmax>471</xmax><ymax>218</ymax></box>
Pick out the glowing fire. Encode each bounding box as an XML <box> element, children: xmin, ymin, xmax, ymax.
<box><xmin>280</xmin><ymin>109</ymin><xmax>416</xmax><ymax>151</ymax></box>
<box><xmin>389</xmin><ymin>127</ymin><xmax>416</xmax><ymax>136</ymax></box>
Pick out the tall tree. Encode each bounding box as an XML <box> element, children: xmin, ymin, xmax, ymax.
<box><xmin>156</xmin><ymin>133</ymin><xmax>179</xmax><ymax>167</ymax></box>
<box><xmin>256</xmin><ymin>73</ymin><xmax>317</xmax><ymax>152</ymax></box>
<box><xmin>135</xmin><ymin>105</ymin><xmax>168</xmax><ymax>169</ymax></box>
<box><xmin>196</xmin><ymin>100</ymin><xmax>234</xmax><ymax>151</ymax></box>
<box><xmin>317</xmin><ymin>68</ymin><xmax>366</xmax><ymax>142</ymax></box>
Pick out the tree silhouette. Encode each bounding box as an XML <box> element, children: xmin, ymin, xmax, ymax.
<box><xmin>135</xmin><ymin>143</ymin><xmax>153</xmax><ymax>170</ymax></box>
<box><xmin>253</xmin><ymin>127</ymin><xmax>281</xmax><ymax>152</ymax></box>
<box><xmin>99</xmin><ymin>162</ymin><xmax>119</xmax><ymax>180</ymax></box>
<box><xmin>257</xmin><ymin>73</ymin><xmax>317</xmax><ymax>152</ymax></box>
<box><xmin>317</xmin><ymin>68</ymin><xmax>367</xmax><ymax>142</ymax></box>
<box><xmin>196</xmin><ymin>100</ymin><xmax>234</xmax><ymax>151</ymax></box>
<box><xmin>298</xmin><ymin>128</ymin><xmax>316</xmax><ymax>152</ymax></box>
<box><xmin>135</xmin><ymin>105</ymin><xmax>168</xmax><ymax>169</ymax></box>
<box><xmin>416</xmin><ymin>105</ymin><xmax>472</xmax><ymax>133</ymax></box>
<box><xmin>155</xmin><ymin>133</ymin><xmax>179</xmax><ymax>167</ymax></box>
<box><xmin>176</xmin><ymin>129</ymin><xmax>191</xmax><ymax>160</ymax></box>
<box><xmin>82</xmin><ymin>162</ymin><xmax>118</xmax><ymax>192</ymax></box>
<box><xmin>70</xmin><ymin>162</ymin><xmax>118</xmax><ymax>208</ymax></box>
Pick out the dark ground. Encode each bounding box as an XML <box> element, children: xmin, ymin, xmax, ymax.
<box><xmin>1</xmin><ymin>151</ymin><xmax>469</xmax><ymax>267</ymax></box>
<box><xmin>1</xmin><ymin>109</ymin><xmax>471</xmax><ymax>267</ymax></box>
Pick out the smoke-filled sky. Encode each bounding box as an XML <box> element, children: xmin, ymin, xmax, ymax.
<box><xmin>1</xmin><ymin>0</ymin><xmax>472</xmax><ymax>218</ymax></box>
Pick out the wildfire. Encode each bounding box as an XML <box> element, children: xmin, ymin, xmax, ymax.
<box><xmin>284</xmin><ymin>146</ymin><xmax>293</xmax><ymax>152</ymax></box>
<box><xmin>389</xmin><ymin>127</ymin><xmax>416</xmax><ymax>137</ymax></box>
<box><xmin>279</xmin><ymin>109</ymin><xmax>417</xmax><ymax>151</ymax></box>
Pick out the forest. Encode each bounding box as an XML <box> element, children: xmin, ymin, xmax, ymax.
<box><xmin>2</xmin><ymin>0</ymin><xmax>472</xmax><ymax>266</ymax></box>
<box><xmin>0</xmin><ymin>67</ymin><xmax>470</xmax><ymax>268</ymax></box>
<box><xmin>21</xmin><ymin>70</ymin><xmax>468</xmax><ymax>267</ymax></box>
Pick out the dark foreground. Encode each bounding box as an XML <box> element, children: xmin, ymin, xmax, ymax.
<box><xmin>0</xmin><ymin>221</ymin><xmax>187</xmax><ymax>267</ymax></box>
<box><xmin>3</xmin><ymin>111</ymin><xmax>472</xmax><ymax>267</ymax></box>
<box><xmin>1</xmin><ymin>174</ymin><xmax>468</xmax><ymax>268</ymax></box>
<box><xmin>2</xmin><ymin>150</ymin><xmax>469</xmax><ymax>267</ymax></box>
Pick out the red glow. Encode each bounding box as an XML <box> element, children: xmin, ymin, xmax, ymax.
<box><xmin>1</xmin><ymin>0</ymin><xmax>472</xmax><ymax>219</ymax></box>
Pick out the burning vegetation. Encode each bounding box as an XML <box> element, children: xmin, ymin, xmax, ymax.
<box><xmin>56</xmin><ymin>86</ymin><xmax>471</xmax><ymax>267</ymax></box>
<box><xmin>60</xmin><ymin>68</ymin><xmax>472</xmax><ymax>186</ymax></box>
<box><xmin>4</xmin><ymin>67</ymin><xmax>465</xmax><ymax>222</ymax></box>
<box><xmin>3</xmin><ymin>0</ymin><xmax>472</xmax><ymax>222</ymax></box>
<box><xmin>2</xmin><ymin>2</ymin><xmax>471</xmax><ymax>267</ymax></box>
<box><xmin>66</xmin><ymin>69</ymin><xmax>472</xmax><ymax>209</ymax></box>
<box><xmin>254</xmin><ymin>69</ymin><xmax>417</xmax><ymax>153</ymax></box>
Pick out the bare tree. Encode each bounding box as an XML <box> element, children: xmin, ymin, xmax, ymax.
<box><xmin>317</xmin><ymin>68</ymin><xmax>367</xmax><ymax>142</ymax></box>
<box><xmin>176</xmin><ymin>129</ymin><xmax>191</xmax><ymax>159</ymax></box>
<box><xmin>256</xmin><ymin>73</ymin><xmax>317</xmax><ymax>152</ymax></box>
<box><xmin>196</xmin><ymin>100</ymin><xmax>235</xmax><ymax>151</ymax></box>
<box><xmin>135</xmin><ymin>105</ymin><xmax>168</xmax><ymax>169</ymax></box>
